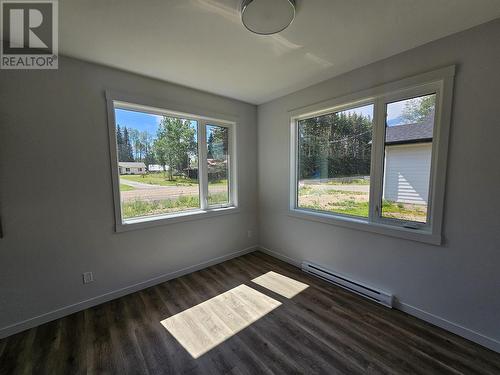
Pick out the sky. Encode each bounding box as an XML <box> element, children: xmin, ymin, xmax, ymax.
<box><xmin>115</xmin><ymin>100</ymin><xmax>411</xmax><ymax>140</ymax></box>
<box><xmin>344</xmin><ymin>104</ymin><xmax>374</xmax><ymax>119</ymax></box>
<box><xmin>114</xmin><ymin>108</ymin><xmax>162</xmax><ymax>136</ymax></box>
<box><xmin>116</xmin><ymin>108</ymin><xmax>223</xmax><ymax>140</ymax></box>
<box><xmin>386</xmin><ymin>101</ymin><xmax>406</xmax><ymax>125</ymax></box>
<box><xmin>344</xmin><ymin>102</ymin><xmax>407</xmax><ymax>127</ymax></box>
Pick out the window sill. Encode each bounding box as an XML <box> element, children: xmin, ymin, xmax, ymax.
<box><xmin>116</xmin><ymin>206</ymin><xmax>239</xmax><ymax>233</ymax></box>
<box><xmin>288</xmin><ymin>208</ymin><xmax>442</xmax><ymax>245</ymax></box>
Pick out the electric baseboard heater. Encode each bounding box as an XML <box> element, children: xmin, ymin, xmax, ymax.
<box><xmin>302</xmin><ymin>261</ymin><xmax>394</xmax><ymax>308</ymax></box>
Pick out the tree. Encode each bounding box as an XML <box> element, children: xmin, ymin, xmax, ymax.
<box><xmin>140</xmin><ymin>131</ymin><xmax>156</xmax><ymax>169</ymax></box>
<box><xmin>116</xmin><ymin>125</ymin><xmax>124</xmax><ymax>161</ymax></box>
<box><xmin>401</xmin><ymin>95</ymin><xmax>435</xmax><ymax>123</ymax></box>
<box><xmin>128</xmin><ymin>128</ymin><xmax>140</xmax><ymax>160</ymax></box>
<box><xmin>153</xmin><ymin>117</ymin><xmax>197</xmax><ymax>180</ymax></box>
<box><xmin>139</xmin><ymin>131</ymin><xmax>150</xmax><ymax>161</ymax></box>
<box><xmin>298</xmin><ymin>111</ymin><xmax>373</xmax><ymax>179</ymax></box>
<box><xmin>116</xmin><ymin>125</ymin><xmax>133</xmax><ymax>162</ymax></box>
<box><xmin>207</xmin><ymin>126</ymin><xmax>228</xmax><ymax>159</ymax></box>
<box><xmin>206</xmin><ymin>126</ymin><xmax>229</xmax><ymax>182</ymax></box>
<box><xmin>122</xmin><ymin>127</ymin><xmax>134</xmax><ymax>162</ymax></box>
<box><xmin>144</xmin><ymin>147</ymin><xmax>156</xmax><ymax>169</ymax></box>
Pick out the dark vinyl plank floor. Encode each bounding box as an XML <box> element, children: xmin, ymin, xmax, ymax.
<box><xmin>1</xmin><ymin>251</ymin><xmax>499</xmax><ymax>374</ymax></box>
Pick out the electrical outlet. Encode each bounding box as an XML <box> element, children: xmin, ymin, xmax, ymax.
<box><xmin>82</xmin><ymin>272</ymin><xmax>94</xmax><ymax>284</ymax></box>
<box><xmin>247</xmin><ymin>230</ymin><xmax>253</xmax><ymax>238</ymax></box>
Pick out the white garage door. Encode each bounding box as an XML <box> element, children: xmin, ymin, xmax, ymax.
<box><xmin>383</xmin><ymin>143</ymin><xmax>432</xmax><ymax>205</ymax></box>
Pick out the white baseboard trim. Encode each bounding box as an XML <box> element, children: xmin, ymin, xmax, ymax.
<box><xmin>0</xmin><ymin>245</ymin><xmax>258</xmax><ymax>340</ymax></box>
<box><xmin>396</xmin><ymin>302</ymin><xmax>500</xmax><ymax>353</ymax></box>
<box><xmin>257</xmin><ymin>245</ymin><xmax>500</xmax><ymax>354</ymax></box>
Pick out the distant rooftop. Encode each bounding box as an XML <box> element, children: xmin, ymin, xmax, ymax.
<box><xmin>385</xmin><ymin>114</ymin><xmax>434</xmax><ymax>145</ymax></box>
<box><xmin>118</xmin><ymin>162</ymin><xmax>146</xmax><ymax>168</ymax></box>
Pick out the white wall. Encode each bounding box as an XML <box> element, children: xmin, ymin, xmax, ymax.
<box><xmin>0</xmin><ymin>56</ymin><xmax>258</xmax><ymax>336</ymax></box>
<box><xmin>383</xmin><ymin>143</ymin><xmax>432</xmax><ymax>205</ymax></box>
<box><xmin>257</xmin><ymin>19</ymin><xmax>500</xmax><ymax>351</ymax></box>
<box><xmin>1</xmin><ymin>19</ymin><xmax>499</xmax><ymax>354</ymax></box>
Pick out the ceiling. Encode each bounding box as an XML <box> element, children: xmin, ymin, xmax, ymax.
<box><xmin>60</xmin><ymin>0</ymin><xmax>500</xmax><ymax>104</ymax></box>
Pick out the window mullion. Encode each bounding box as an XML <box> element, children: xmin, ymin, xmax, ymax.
<box><xmin>228</xmin><ymin>125</ymin><xmax>236</xmax><ymax>207</ymax></box>
<box><xmin>292</xmin><ymin>119</ymin><xmax>298</xmax><ymax>210</ymax></box>
<box><xmin>369</xmin><ymin>97</ymin><xmax>386</xmax><ymax>222</ymax></box>
<box><xmin>198</xmin><ymin>121</ymin><xmax>209</xmax><ymax>210</ymax></box>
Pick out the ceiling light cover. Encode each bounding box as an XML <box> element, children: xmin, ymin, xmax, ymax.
<box><xmin>241</xmin><ymin>0</ymin><xmax>296</xmax><ymax>35</ymax></box>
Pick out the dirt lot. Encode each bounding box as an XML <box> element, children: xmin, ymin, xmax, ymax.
<box><xmin>298</xmin><ymin>183</ymin><xmax>427</xmax><ymax>222</ymax></box>
<box><xmin>120</xmin><ymin>179</ymin><xmax>226</xmax><ymax>203</ymax></box>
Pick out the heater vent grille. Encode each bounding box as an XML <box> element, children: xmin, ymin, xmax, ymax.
<box><xmin>302</xmin><ymin>261</ymin><xmax>394</xmax><ymax>308</ymax></box>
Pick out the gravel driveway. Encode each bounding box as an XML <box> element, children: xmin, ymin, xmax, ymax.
<box><xmin>120</xmin><ymin>179</ymin><xmax>227</xmax><ymax>202</ymax></box>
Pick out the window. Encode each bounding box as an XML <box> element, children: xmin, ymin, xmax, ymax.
<box><xmin>106</xmin><ymin>94</ymin><xmax>237</xmax><ymax>231</ymax></box>
<box><xmin>206</xmin><ymin>124</ymin><xmax>230</xmax><ymax>206</ymax></box>
<box><xmin>290</xmin><ymin>67</ymin><xmax>455</xmax><ymax>244</ymax></box>
<box><xmin>382</xmin><ymin>94</ymin><xmax>436</xmax><ymax>223</ymax></box>
<box><xmin>297</xmin><ymin>104</ymin><xmax>374</xmax><ymax>218</ymax></box>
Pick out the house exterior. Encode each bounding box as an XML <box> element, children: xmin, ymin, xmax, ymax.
<box><xmin>148</xmin><ymin>164</ymin><xmax>167</xmax><ymax>172</ymax></box>
<box><xmin>383</xmin><ymin>118</ymin><xmax>433</xmax><ymax>205</ymax></box>
<box><xmin>118</xmin><ymin>162</ymin><xmax>146</xmax><ymax>175</ymax></box>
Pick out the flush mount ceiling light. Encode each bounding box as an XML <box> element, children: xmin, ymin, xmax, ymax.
<box><xmin>241</xmin><ymin>0</ymin><xmax>296</xmax><ymax>35</ymax></box>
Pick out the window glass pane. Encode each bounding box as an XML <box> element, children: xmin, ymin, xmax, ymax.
<box><xmin>114</xmin><ymin>108</ymin><xmax>199</xmax><ymax>221</ymax></box>
<box><xmin>381</xmin><ymin>94</ymin><xmax>436</xmax><ymax>223</ymax></box>
<box><xmin>206</xmin><ymin>124</ymin><xmax>230</xmax><ymax>206</ymax></box>
<box><xmin>297</xmin><ymin>104</ymin><xmax>374</xmax><ymax>217</ymax></box>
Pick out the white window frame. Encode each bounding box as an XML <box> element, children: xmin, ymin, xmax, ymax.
<box><xmin>289</xmin><ymin>66</ymin><xmax>455</xmax><ymax>245</ymax></box>
<box><xmin>106</xmin><ymin>91</ymin><xmax>238</xmax><ymax>232</ymax></box>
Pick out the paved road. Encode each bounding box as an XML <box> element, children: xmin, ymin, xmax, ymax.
<box><xmin>120</xmin><ymin>178</ymin><xmax>227</xmax><ymax>202</ymax></box>
<box><xmin>120</xmin><ymin>179</ymin><xmax>164</xmax><ymax>190</ymax></box>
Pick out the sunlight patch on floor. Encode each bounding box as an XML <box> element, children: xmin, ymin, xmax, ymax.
<box><xmin>251</xmin><ymin>271</ymin><xmax>309</xmax><ymax>298</ymax></box>
<box><xmin>161</xmin><ymin>284</ymin><xmax>281</xmax><ymax>358</ymax></box>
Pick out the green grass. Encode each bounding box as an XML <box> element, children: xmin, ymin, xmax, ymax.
<box><xmin>122</xmin><ymin>192</ymin><xmax>229</xmax><ymax>219</ymax></box>
<box><xmin>300</xmin><ymin>200</ymin><xmax>369</xmax><ymax>217</ymax></box>
<box><xmin>298</xmin><ymin>186</ymin><xmax>313</xmax><ymax>195</ymax></box>
<box><xmin>326</xmin><ymin>178</ymin><xmax>370</xmax><ymax>185</ymax></box>
<box><xmin>208</xmin><ymin>191</ymin><xmax>229</xmax><ymax>205</ymax></box>
<box><xmin>119</xmin><ymin>184</ymin><xmax>135</xmax><ymax>191</ymax></box>
<box><xmin>326</xmin><ymin>189</ymin><xmax>365</xmax><ymax>196</ymax></box>
<box><xmin>208</xmin><ymin>179</ymin><xmax>228</xmax><ymax>186</ymax></box>
<box><xmin>380</xmin><ymin>200</ymin><xmax>427</xmax><ymax>222</ymax></box>
<box><xmin>334</xmin><ymin>200</ymin><xmax>370</xmax><ymax>216</ymax></box>
<box><xmin>299</xmin><ymin>186</ymin><xmax>366</xmax><ymax>197</ymax></box>
<box><xmin>121</xmin><ymin>173</ymin><xmax>228</xmax><ymax>187</ymax></box>
<box><xmin>122</xmin><ymin>196</ymin><xmax>199</xmax><ymax>218</ymax></box>
<box><xmin>299</xmin><ymin>199</ymin><xmax>425</xmax><ymax>221</ymax></box>
<box><xmin>120</xmin><ymin>173</ymin><xmax>198</xmax><ymax>187</ymax></box>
